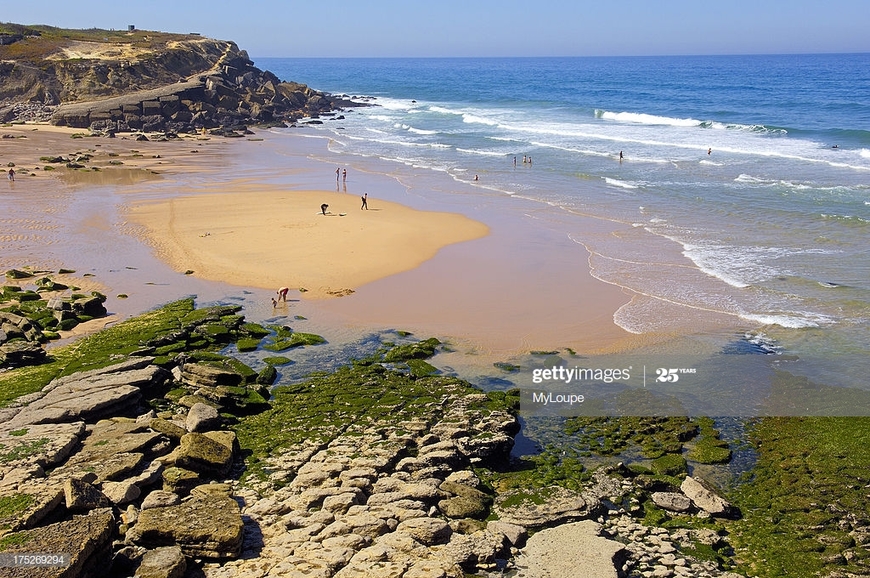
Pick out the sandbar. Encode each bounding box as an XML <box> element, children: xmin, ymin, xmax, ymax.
<box><xmin>126</xmin><ymin>187</ymin><xmax>489</xmax><ymax>299</ymax></box>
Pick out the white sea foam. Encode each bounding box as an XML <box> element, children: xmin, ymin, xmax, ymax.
<box><xmin>596</xmin><ymin>109</ymin><xmax>701</xmax><ymax>127</ymax></box>
<box><xmin>428</xmin><ymin>105</ymin><xmax>463</xmax><ymax>116</ymax></box>
<box><xmin>738</xmin><ymin>311</ymin><xmax>833</xmax><ymax>329</ymax></box>
<box><xmin>604</xmin><ymin>178</ymin><xmax>639</xmax><ymax>190</ymax></box>
<box><xmin>456</xmin><ymin>148</ymin><xmax>507</xmax><ymax>157</ymax></box>
<box><xmin>462</xmin><ymin>113</ymin><xmax>499</xmax><ymax>126</ymax></box>
<box><xmin>369</xmin><ymin>114</ymin><xmax>395</xmax><ymax>123</ymax></box>
<box><xmin>407</xmin><ymin>126</ymin><xmax>438</xmax><ymax>135</ymax></box>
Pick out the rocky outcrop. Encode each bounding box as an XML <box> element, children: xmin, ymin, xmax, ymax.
<box><xmin>0</xmin><ymin>26</ymin><xmax>358</xmax><ymax>132</ymax></box>
<box><xmin>1</xmin><ymin>276</ymin><xmax>110</xmax><ymax>368</ymax></box>
<box><xmin>0</xmin><ymin>296</ymin><xmax>752</xmax><ymax>578</ymax></box>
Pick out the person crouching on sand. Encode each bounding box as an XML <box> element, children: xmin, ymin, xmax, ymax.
<box><xmin>277</xmin><ymin>287</ymin><xmax>289</xmax><ymax>302</ymax></box>
<box><xmin>321</xmin><ymin>203</ymin><xmax>329</xmax><ymax>215</ymax></box>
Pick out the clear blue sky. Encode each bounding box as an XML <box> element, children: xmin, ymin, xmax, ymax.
<box><xmin>3</xmin><ymin>0</ymin><xmax>869</xmax><ymax>58</ymax></box>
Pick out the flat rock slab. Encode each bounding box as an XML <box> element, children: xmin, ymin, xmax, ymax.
<box><xmin>6</xmin><ymin>366</ymin><xmax>169</xmax><ymax>427</ymax></box>
<box><xmin>0</xmin><ymin>508</ymin><xmax>114</xmax><ymax>578</ymax></box>
<box><xmin>0</xmin><ymin>481</ymin><xmax>65</xmax><ymax>537</ymax></box>
<box><xmin>513</xmin><ymin>520</ymin><xmax>626</xmax><ymax>578</ymax></box>
<box><xmin>494</xmin><ymin>486</ymin><xmax>597</xmax><ymax>528</ymax></box>
<box><xmin>127</xmin><ymin>492</ymin><xmax>243</xmax><ymax>558</ymax></box>
<box><xmin>0</xmin><ymin>421</ymin><xmax>85</xmax><ymax>471</ymax></box>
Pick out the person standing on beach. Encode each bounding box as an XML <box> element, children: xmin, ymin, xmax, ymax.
<box><xmin>361</xmin><ymin>193</ymin><xmax>368</xmax><ymax>210</ymax></box>
<box><xmin>7</xmin><ymin>168</ymin><xmax>14</xmax><ymax>181</ymax></box>
<box><xmin>336</xmin><ymin>167</ymin><xmax>340</xmax><ymax>181</ymax></box>
<box><xmin>619</xmin><ymin>151</ymin><xmax>623</xmax><ymax>161</ymax></box>
<box><xmin>342</xmin><ymin>169</ymin><xmax>347</xmax><ymax>182</ymax></box>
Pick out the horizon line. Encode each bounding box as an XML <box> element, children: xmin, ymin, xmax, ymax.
<box><xmin>251</xmin><ymin>51</ymin><xmax>870</xmax><ymax>60</ymax></box>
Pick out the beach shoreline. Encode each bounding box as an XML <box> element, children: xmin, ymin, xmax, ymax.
<box><xmin>1</xmin><ymin>122</ymin><xmax>664</xmax><ymax>368</ymax></box>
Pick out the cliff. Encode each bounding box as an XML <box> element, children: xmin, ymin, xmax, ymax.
<box><xmin>0</xmin><ymin>24</ymin><xmax>355</xmax><ymax>132</ymax></box>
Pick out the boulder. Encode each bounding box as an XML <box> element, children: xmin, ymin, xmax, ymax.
<box><xmin>180</xmin><ymin>363</ymin><xmax>243</xmax><ymax>388</ymax></box>
<box><xmin>0</xmin><ymin>482</ymin><xmax>65</xmax><ymax>536</ymax></box>
<box><xmin>0</xmin><ymin>341</ymin><xmax>46</xmax><ymax>367</ymax></box>
<box><xmin>396</xmin><ymin>517</ymin><xmax>452</xmax><ymax>546</ymax></box>
<box><xmin>64</xmin><ymin>477</ymin><xmax>111</xmax><ymax>512</ymax></box>
<box><xmin>680</xmin><ymin>476</ymin><xmax>735</xmax><ymax>517</ymax></box>
<box><xmin>652</xmin><ymin>491</ymin><xmax>694</xmax><ymax>513</ymax></box>
<box><xmin>486</xmin><ymin>520</ymin><xmax>528</xmax><ymax>547</ymax></box>
<box><xmin>438</xmin><ymin>496</ymin><xmax>489</xmax><ymax>520</ymax></box>
<box><xmin>0</xmin><ymin>421</ymin><xmax>84</xmax><ymax>470</ymax></box>
<box><xmin>148</xmin><ymin>417</ymin><xmax>187</xmax><ymax>440</ymax></box>
<box><xmin>102</xmin><ymin>479</ymin><xmax>142</xmax><ymax>505</ymax></box>
<box><xmin>6</xmin><ymin>362</ymin><xmax>169</xmax><ymax>427</ymax></box>
<box><xmin>176</xmin><ymin>432</ymin><xmax>233</xmax><ymax>476</ymax></box>
<box><xmin>161</xmin><ymin>467</ymin><xmax>201</xmax><ymax>496</ymax></box>
<box><xmin>127</xmin><ymin>493</ymin><xmax>244</xmax><ymax>558</ymax></box>
<box><xmin>141</xmin><ymin>490</ymin><xmax>181</xmax><ymax>510</ymax></box>
<box><xmin>434</xmin><ymin>530</ymin><xmax>507</xmax><ymax>571</ymax></box>
<box><xmin>134</xmin><ymin>545</ymin><xmax>187</xmax><ymax>578</ymax></box>
<box><xmin>494</xmin><ymin>486</ymin><xmax>599</xmax><ymax>528</ymax></box>
<box><xmin>185</xmin><ymin>402</ymin><xmax>220</xmax><ymax>432</ymax></box>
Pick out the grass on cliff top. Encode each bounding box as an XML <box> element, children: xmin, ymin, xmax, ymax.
<box><xmin>0</xmin><ymin>23</ymin><xmax>203</xmax><ymax>62</ymax></box>
<box><xmin>0</xmin><ymin>298</ymin><xmax>198</xmax><ymax>407</ymax></box>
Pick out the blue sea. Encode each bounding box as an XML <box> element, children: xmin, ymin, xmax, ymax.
<box><xmin>256</xmin><ymin>54</ymin><xmax>870</xmax><ymax>410</ymax></box>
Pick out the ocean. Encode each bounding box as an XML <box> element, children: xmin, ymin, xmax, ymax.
<box><xmin>256</xmin><ymin>54</ymin><xmax>870</xmax><ymax>413</ymax></box>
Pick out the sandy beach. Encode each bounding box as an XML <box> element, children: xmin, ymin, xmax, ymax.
<box><xmin>126</xmin><ymin>187</ymin><xmax>489</xmax><ymax>299</ymax></box>
<box><xmin>0</xmin><ymin>122</ymin><xmax>640</xmax><ymax>365</ymax></box>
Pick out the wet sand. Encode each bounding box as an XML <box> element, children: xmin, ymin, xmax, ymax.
<box><xmin>0</xmin><ymin>123</ymin><xmax>641</xmax><ymax>366</ymax></box>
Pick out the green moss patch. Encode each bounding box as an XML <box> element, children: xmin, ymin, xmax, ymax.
<box><xmin>729</xmin><ymin>417</ymin><xmax>870</xmax><ymax>577</ymax></box>
<box><xmin>233</xmin><ymin>359</ymin><xmax>508</xmax><ymax>487</ymax></box>
<box><xmin>383</xmin><ymin>337</ymin><xmax>440</xmax><ymax>362</ymax></box>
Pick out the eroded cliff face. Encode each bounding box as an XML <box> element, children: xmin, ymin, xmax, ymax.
<box><xmin>47</xmin><ymin>38</ymin><xmax>240</xmax><ymax>102</ymax></box>
<box><xmin>1</xmin><ymin>33</ymin><xmax>233</xmax><ymax>104</ymax></box>
<box><xmin>0</xmin><ymin>27</ymin><xmax>351</xmax><ymax>129</ymax></box>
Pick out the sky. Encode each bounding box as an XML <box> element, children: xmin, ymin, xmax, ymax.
<box><xmin>3</xmin><ymin>0</ymin><xmax>869</xmax><ymax>58</ymax></box>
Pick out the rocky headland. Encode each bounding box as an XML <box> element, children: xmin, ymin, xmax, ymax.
<box><xmin>0</xmin><ymin>24</ymin><xmax>357</xmax><ymax>135</ymax></box>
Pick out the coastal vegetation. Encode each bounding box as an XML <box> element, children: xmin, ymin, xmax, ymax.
<box><xmin>0</xmin><ymin>266</ymin><xmax>868</xmax><ymax>575</ymax></box>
